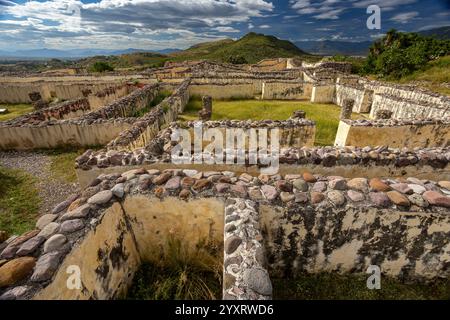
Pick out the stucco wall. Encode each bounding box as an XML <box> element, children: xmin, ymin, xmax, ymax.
<box><xmin>33</xmin><ymin>202</ymin><xmax>141</xmax><ymax>300</ymax></box>
<box><xmin>310</xmin><ymin>84</ymin><xmax>335</xmax><ymax>103</ymax></box>
<box><xmin>33</xmin><ymin>197</ymin><xmax>224</xmax><ymax>300</ymax></box>
<box><xmin>262</xmin><ymin>82</ymin><xmax>311</xmax><ymax>100</ymax></box>
<box><xmin>0</xmin><ymin>120</ymin><xmax>134</xmax><ymax>150</ymax></box>
<box><xmin>260</xmin><ymin>205</ymin><xmax>450</xmax><ymax>279</ymax></box>
<box><xmin>370</xmin><ymin>94</ymin><xmax>450</xmax><ymax>119</ymax></box>
<box><xmin>335</xmin><ymin>84</ymin><xmax>373</xmax><ymax>113</ymax></box>
<box><xmin>335</xmin><ymin>120</ymin><xmax>450</xmax><ymax>148</ymax></box>
<box><xmin>189</xmin><ymin>83</ymin><xmax>261</xmax><ymax>99</ymax></box>
<box><xmin>0</xmin><ymin>82</ymin><xmax>123</xmax><ymax>104</ymax></box>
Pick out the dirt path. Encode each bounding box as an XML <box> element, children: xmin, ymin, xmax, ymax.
<box><xmin>0</xmin><ymin>151</ymin><xmax>80</xmax><ymax>215</ymax></box>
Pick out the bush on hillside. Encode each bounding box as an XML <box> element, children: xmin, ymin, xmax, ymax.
<box><xmin>90</xmin><ymin>61</ymin><xmax>114</xmax><ymax>73</ymax></box>
<box><xmin>227</xmin><ymin>55</ymin><xmax>248</xmax><ymax>64</ymax></box>
<box><xmin>362</xmin><ymin>29</ymin><xmax>450</xmax><ymax>79</ymax></box>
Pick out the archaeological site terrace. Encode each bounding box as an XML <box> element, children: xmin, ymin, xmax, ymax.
<box><xmin>0</xmin><ymin>58</ymin><xmax>449</xmax><ymax>300</ymax></box>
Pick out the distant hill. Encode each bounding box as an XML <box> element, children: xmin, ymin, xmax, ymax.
<box><xmin>0</xmin><ymin>48</ymin><xmax>180</xmax><ymax>59</ymax></box>
<box><xmin>295</xmin><ymin>40</ymin><xmax>371</xmax><ymax>56</ymax></box>
<box><xmin>170</xmin><ymin>33</ymin><xmax>309</xmax><ymax>64</ymax></box>
<box><xmin>418</xmin><ymin>26</ymin><xmax>450</xmax><ymax>40</ymax></box>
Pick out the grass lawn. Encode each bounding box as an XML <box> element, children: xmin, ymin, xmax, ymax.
<box><xmin>179</xmin><ymin>98</ymin><xmax>363</xmax><ymax>146</ymax></box>
<box><xmin>0</xmin><ymin>104</ymin><xmax>34</xmax><ymax>122</ymax></box>
<box><xmin>0</xmin><ymin>166</ymin><xmax>41</xmax><ymax>235</ymax></box>
<box><xmin>273</xmin><ymin>273</ymin><xmax>450</xmax><ymax>300</ymax></box>
<box><xmin>45</xmin><ymin>147</ymin><xmax>100</xmax><ymax>184</ymax></box>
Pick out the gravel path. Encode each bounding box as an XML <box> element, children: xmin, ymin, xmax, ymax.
<box><xmin>0</xmin><ymin>151</ymin><xmax>80</xmax><ymax>216</ymax></box>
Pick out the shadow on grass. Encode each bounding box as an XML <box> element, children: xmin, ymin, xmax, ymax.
<box><xmin>273</xmin><ymin>272</ymin><xmax>450</xmax><ymax>300</ymax></box>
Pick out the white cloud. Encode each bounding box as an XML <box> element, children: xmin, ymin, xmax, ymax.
<box><xmin>390</xmin><ymin>11</ymin><xmax>419</xmax><ymax>24</ymax></box>
<box><xmin>1</xmin><ymin>0</ymin><xmax>273</xmax><ymax>49</ymax></box>
<box><xmin>289</xmin><ymin>0</ymin><xmax>345</xmax><ymax>20</ymax></box>
<box><xmin>259</xmin><ymin>24</ymin><xmax>271</xmax><ymax>29</ymax></box>
<box><xmin>352</xmin><ymin>0</ymin><xmax>418</xmax><ymax>10</ymax></box>
<box><xmin>212</xmin><ymin>26</ymin><xmax>240</xmax><ymax>33</ymax></box>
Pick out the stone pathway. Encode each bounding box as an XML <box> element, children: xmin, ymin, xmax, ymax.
<box><xmin>0</xmin><ymin>151</ymin><xmax>80</xmax><ymax>217</ymax></box>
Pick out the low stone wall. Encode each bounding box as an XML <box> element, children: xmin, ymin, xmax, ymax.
<box><xmin>189</xmin><ymin>82</ymin><xmax>261</xmax><ymax>99</ymax></box>
<box><xmin>107</xmin><ymin>80</ymin><xmax>190</xmax><ymax>151</ymax></box>
<box><xmin>79</xmin><ymin>84</ymin><xmax>159</xmax><ymax>121</ymax></box>
<box><xmin>262</xmin><ymin>81</ymin><xmax>312</xmax><ymax>100</ymax></box>
<box><xmin>177</xmin><ymin>119</ymin><xmax>316</xmax><ymax>149</ymax></box>
<box><xmin>335</xmin><ymin>118</ymin><xmax>450</xmax><ymax>148</ymax></box>
<box><xmin>310</xmin><ymin>83</ymin><xmax>335</xmax><ymax>103</ymax></box>
<box><xmin>260</xmin><ymin>174</ymin><xmax>450</xmax><ymax>280</ymax></box>
<box><xmin>334</xmin><ymin>76</ymin><xmax>450</xmax><ymax>118</ymax></box>
<box><xmin>335</xmin><ymin>83</ymin><xmax>373</xmax><ymax>113</ymax></box>
<box><xmin>1</xmin><ymin>85</ymin><xmax>132</xmax><ymax>126</ymax></box>
<box><xmin>0</xmin><ymin>119</ymin><xmax>136</xmax><ymax>150</ymax></box>
<box><xmin>75</xmin><ymin>130</ymin><xmax>450</xmax><ymax>187</ymax></box>
<box><xmin>0</xmin><ymin>81</ymin><xmax>125</xmax><ymax>104</ymax></box>
<box><xmin>0</xmin><ymin>85</ymin><xmax>158</xmax><ymax>150</ymax></box>
<box><xmin>1</xmin><ymin>168</ymin><xmax>449</xmax><ymax>300</ymax></box>
<box><xmin>370</xmin><ymin>93</ymin><xmax>450</xmax><ymax>119</ymax></box>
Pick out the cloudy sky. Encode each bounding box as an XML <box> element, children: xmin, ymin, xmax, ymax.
<box><xmin>0</xmin><ymin>0</ymin><xmax>449</xmax><ymax>51</ymax></box>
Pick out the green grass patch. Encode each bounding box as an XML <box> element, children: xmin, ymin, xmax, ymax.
<box><xmin>126</xmin><ymin>237</ymin><xmax>223</xmax><ymax>300</ymax></box>
<box><xmin>179</xmin><ymin>98</ymin><xmax>362</xmax><ymax>146</ymax></box>
<box><xmin>45</xmin><ymin>147</ymin><xmax>101</xmax><ymax>184</ymax></box>
<box><xmin>273</xmin><ymin>273</ymin><xmax>450</xmax><ymax>300</ymax></box>
<box><xmin>0</xmin><ymin>104</ymin><xmax>34</xmax><ymax>122</ymax></box>
<box><xmin>0</xmin><ymin>166</ymin><xmax>41</xmax><ymax>235</ymax></box>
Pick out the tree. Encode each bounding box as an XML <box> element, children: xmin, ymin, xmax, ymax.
<box><xmin>361</xmin><ymin>30</ymin><xmax>450</xmax><ymax>78</ymax></box>
<box><xmin>227</xmin><ymin>55</ymin><xmax>248</xmax><ymax>64</ymax></box>
<box><xmin>90</xmin><ymin>61</ymin><xmax>114</xmax><ymax>73</ymax></box>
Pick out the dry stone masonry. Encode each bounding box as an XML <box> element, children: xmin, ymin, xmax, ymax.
<box><xmin>0</xmin><ymin>168</ymin><xmax>449</xmax><ymax>299</ymax></box>
<box><xmin>0</xmin><ymin>59</ymin><xmax>449</xmax><ymax>300</ymax></box>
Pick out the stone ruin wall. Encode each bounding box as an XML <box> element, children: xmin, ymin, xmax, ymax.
<box><xmin>1</xmin><ymin>61</ymin><xmax>450</xmax><ymax>300</ymax></box>
<box><xmin>2</xmin><ymin>84</ymin><xmax>131</xmax><ymax>126</ymax></box>
<box><xmin>335</xmin><ymin>118</ymin><xmax>450</xmax><ymax>149</ymax></box>
<box><xmin>177</xmin><ymin>119</ymin><xmax>316</xmax><ymax>149</ymax></box>
<box><xmin>0</xmin><ymin>84</ymin><xmax>159</xmax><ymax>150</ymax></box>
<box><xmin>0</xmin><ymin>80</ymin><xmax>129</xmax><ymax>104</ymax></box>
<box><xmin>106</xmin><ymin>80</ymin><xmax>191</xmax><ymax>152</ymax></box>
<box><xmin>74</xmin><ymin>123</ymin><xmax>450</xmax><ymax>188</ymax></box>
<box><xmin>1</xmin><ymin>168</ymin><xmax>449</xmax><ymax>300</ymax></box>
<box><xmin>333</xmin><ymin>77</ymin><xmax>450</xmax><ymax>119</ymax></box>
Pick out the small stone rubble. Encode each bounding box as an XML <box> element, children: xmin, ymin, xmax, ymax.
<box><xmin>0</xmin><ymin>167</ymin><xmax>449</xmax><ymax>300</ymax></box>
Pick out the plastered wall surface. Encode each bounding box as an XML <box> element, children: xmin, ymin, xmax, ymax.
<box><xmin>335</xmin><ymin>120</ymin><xmax>450</xmax><ymax>148</ymax></box>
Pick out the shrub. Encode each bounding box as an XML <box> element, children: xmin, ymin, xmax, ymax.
<box><xmin>227</xmin><ymin>55</ymin><xmax>248</xmax><ymax>64</ymax></box>
<box><xmin>362</xmin><ymin>29</ymin><xmax>450</xmax><ymax>79</ymax></box>
<box><xmin>90</xmin><ymin>61</ymin><xmax>114</xmax><ymax>73</ymax></box>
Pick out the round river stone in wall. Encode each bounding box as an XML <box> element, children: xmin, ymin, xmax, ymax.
<box><xmin>43</xmin><ymin>234</ymin><xmax>67</xmax><ymax>253</ymax></box>
<box><xmin>38</xmin><ymin>222</ymin><xmax>60</xmax><ymax>239</ymax></box>
<box><xmin>87</xmin><ymin>190</ymin><xmax>113</xmax><ymax>205</ymax></box>
<box><xmin>243</xmin><ymin>268</ymin><xmax>273</xmax><ymax>296</ymax></box>
<box><xmin>225</xmin><ymin>236</ymin><xmax>242</xmax><ymax>254</ymax></box>
<box><xmin>60</xmin><ymin>219</ymin><xmax>84</xmax><ymax>234</ymax></box>
<box><xmin>0</xmin><ymin>257</ymin><xmax>36</xmax><ymax>288</ymax></box>
<box><xmin>36</xmin><ymin>214</ymin><xmax>58</xmax><ymax>230</ymax></box>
